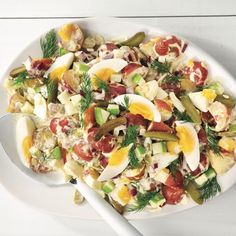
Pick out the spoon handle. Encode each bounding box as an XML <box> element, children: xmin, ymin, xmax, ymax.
<box><xmin>72</xmin><ymin>180</ymin><xmax>143</xmax><ymax>236</ymax></box>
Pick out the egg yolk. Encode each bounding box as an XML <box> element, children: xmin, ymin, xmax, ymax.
<box><xmin>50</xmin><ymin>66</ymin><xmax>67</xmax><ymax>80</ymax></box>
<box><xmin>95</xmin><ymin>68</ymin><xmax>115</xmax><ymax>82</ymax></box>
<box><xmin>58</xmin><ymin>24</ymin><xmax>76</xmax><ymax>42</ymax></box>
<box><xmin>167</xmin><ymin>141</ymin><xmax>179</xmax><ymax>154</ymax></box>
<box><xmin>202</xmin><ymin>89</ymin><xmax>216</xmax><ymax>101</ymax></box>
<box><xmin>176</xmin><ymin>126</ymin><xmax>195</xmax><ymax>154</ymax></box>
<box><xmin>129</xmin><ymin>102</ymin><xmax>154</xmax><ymax>121</ymax></box>
<box><xmin>22</xmin><ymin>136</ymin><xmax>33</xmax><ymax>163</ymax></box>
<box><xmin>109</xmin><ymin>146</ymin><xmax>130</xmax><ymax>166</ymax></box>
<box><xmin>118</xmin><ymin>186</ymin><xmax>131</xmax><ymax>204</ymax></box>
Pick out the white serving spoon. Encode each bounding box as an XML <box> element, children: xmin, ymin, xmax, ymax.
<box><xmin>0</xmin><ymin>114</ymin><xmax>143</xmax><ymax>236</ymax></box>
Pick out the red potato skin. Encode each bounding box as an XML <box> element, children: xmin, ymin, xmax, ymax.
<box><xmin>121</xmin><ymin>63</ymin><xmax>141</xmax><ymax>75</ymax></box>
<box><xmin>73</xmin><ymin>142</ymin><xmax>93</xmax><ymax>162</ymax></box>
<box><xmin>125</xmin><ymin>113</ymin><xmax>148</xmax><ymax>127</ymax></box>
<box><xmin>148</xmin><ymin>121</ymin><xmax>172</xmax><ymax>132</ymax></box>
<box><xmin>162</xmin><ymin>185</ymin><xmax>185</xmax><ymax>205</ymax></box>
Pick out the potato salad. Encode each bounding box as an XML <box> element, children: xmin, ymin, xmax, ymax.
<box><xmin>4</xmin><ymin>23</ymin><xmax>236</xmax><ymax>214</ymax></box>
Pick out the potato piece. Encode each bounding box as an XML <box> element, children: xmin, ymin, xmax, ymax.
<box><xmin>73</xmin><ymin>189</ymin><xmax>84</xmax><ymax>205</ymax></box>
<box><xmin>7</xmin><ymin>93</ymin><xmax>26</xmax><ymax>112</ymax></box>
<box><xmin>58</xmin><ymin>23</ymin><xmax>84</xmax><ymax>52</ymax></box>
<box><xmin>62</xmin><ymin>70</ymin><xmax>80</xmax><ymax>93</ymax></box>
<box><xmin>208</xmin><ymin>150</ymin><xmax>235</xmax><ymax>174</ymax></box>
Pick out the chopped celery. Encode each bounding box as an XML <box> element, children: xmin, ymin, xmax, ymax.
<box><xmin>107</xmin><ymin>104</ymin><xmax>120</xmax><ymax>115</ymax></box>
<box><xmin>51</xmin><ymin>146</ymin><xmax>61</xmax><ymax>160</ymax></box>
<box><xmin>94</xmin><ymin>107</ymin><xmax>110</xmax><ymax>126</ymax></box>
<box><xmin>102</xmin><ymin>181</ymin><xmax>115</xmax><ymax>193</ymax></box>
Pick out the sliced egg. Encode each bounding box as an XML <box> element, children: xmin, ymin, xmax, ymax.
<box><xmin>33</xmin><ymin>93</ymin><xmax>47</xmax><ymax>119</ymax></box>
<box><xmin>152</xmin><ymin>153</ymin><xmax>178</xmax><ymax>171</ymax></box>
<box><xmin>88</xmin><ymin>58</ymin><xmax>127</xmax><ymax>83</ymax></box>
<box><xmin>97</xmin><ymin>144</ymin><xmax>132</xmax><ymax>181</ymax></box>
<box><xmin>189</xmin><ymin>89</ymin><xmax>216</xmax><ymax>112</ymax></box>
<box><xmin>110</xmin><ymin>184</ymin><xmax>132</xmax><ymax>206</ymax></box>
<box><xmin>44</xmin><ymin>52</ymin><xmax>74</xmax><ymax>80</ymax></box>
<box><xmin>176</xmin><ymin>122</ymin><xmax>200</xmax><ymax>171</ymax></box>
<box><xmin>16</xmin><ymin>116</ymin><xmax>36</xmax><ymax>167</ymax></box>
<box><xmin>113</xmin><ymin>94</ymin><xmax>161</xmax><ymax>122</ymax></box>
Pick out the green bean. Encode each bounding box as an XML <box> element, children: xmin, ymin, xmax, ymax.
<box><xmin>186</xmin><ymin>181</ymin><xmax>203</xmax><ymax>205</ymax></box>
<box><xmin>215</xmin><ymin>94</ymin><xmax>235</xmax><ymax>108</ymax></box>
<box><xmin>10</xmin><ymin>66</ymin><xmax>26</xmax><ymax>78</ymax></box>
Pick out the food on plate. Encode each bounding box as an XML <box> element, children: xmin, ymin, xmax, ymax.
<box><xmin>4</xmin><ymin>23</ymin><xmax>236</xmax><ymax>214</ymax></box>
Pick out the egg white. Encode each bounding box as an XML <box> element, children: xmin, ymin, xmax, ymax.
<box><xmin>16</xmin><ymin>116</ymin><xmax>36</xmax><ymax>167</ymax></box>
<box><xmin>113</xmin><ymin>94</ymin><xmax>161</xmax><ymax>122</ymax></box>
<box><xmin>97</xmin><ymin>145</ymin><xmax>132</xmax><ymax>181</ymax></box>
<box><xmin>175</xmin><ymin>122</ymin><xmax>200</xmax><ymax>171</ymax></box>
<box><xmin>152</xmin><ymin>153</ymin><xmax>178</xmax><ymax>171</ymax></box>
<box><xmin>88</xmin><ymin>58</ymin><xmax>128</xmax><ymax>76</ymax></box>
<box><xmin>189</xmin><ymin>91</ymin><xmax>209</xmax><ymax>112</ymax></box>
<box><xmin>44</xmin><ymin>52</ymin><xmax>74</xmax><ymax>78</ymax></box>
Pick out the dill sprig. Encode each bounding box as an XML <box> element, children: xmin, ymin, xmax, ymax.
<box><xmin>204</xmin><ymin>123</ymin><xmax>221</xmax><ymax>156</ymax></box>
<box><xmin>128</xmin><ymin>146</ymin><xmax>140</xmax><ymax>168</ymax></box>
<box><xmin>94</xmin><ymin>76</ymin><xmax>108</xmax><ymax>92</ymax></box>
<box><xmin>80</xmin><ymin>73</ymin><xmax>93</xmax><ymax>114</ymax></box>
<box><xmin>173</xmin><ymin>108</ymin><xmax>192</xmax><ymax>122</ymax></box>
<box><xmin>150</xmin><ymin>60</ymin><xmax>181</xmax><ymax>84</ymax></box>
<box><xmin>121</xmin><ymin>125</ymin><xmax>139</xmax><ymax>168</ymax></box>
<box><xmin>120</xmin><ymin>95</ymin><xmax>130</xmax><ymax>110</ymax></box>
<box><xmin>121</xmin><ymin>125</ymin><xmax>138</xmax><ymax>147</ymax></box>
<box><xmin>150</xmin><ymin>60</ymin><xmax>170</xmax><ymax>74</ymax></box>
<box><xmin>13</xmin><ymin>71</ymin><xmax>28</xmax><ymax>86</ymax></box>
<box><xmin>40</xmin><ymin>29</ymin><xmax>58</xmax><ymax>58</ymax></box>
<box><xmin>200</xmin><ymin>177</ymin><xmax>221</xmax><ymax>201</ymax></box>
<box><xmin>128</xmin><ymin>191</ymin><xmax>158</xmax><ymax>212</ymax></box>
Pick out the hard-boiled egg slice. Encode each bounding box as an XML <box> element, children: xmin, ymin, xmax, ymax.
<box><xmin>88</xmin><ymin>58</ymin><xmax>128</xmax><ymax>83</ymax></box>
<box><xmin>113</xmin><ymin>94</ymin><xmax>161</xmax><ymax>122</ymax></box>
<box><xmin>110</xmin><ymin>184</ymin><xmax>132</xmax><ymax>206</ymax></box>
<box><xmin>189</xmin><ymin>89</ymin><xmax>216</xmax><ymax>112</ymax></box>
<box><xmin>33</xmin><ymin>93</ymin><xmax>47</xmax><ymax>119</ymax></box>
<box><xmin>44</xmin><ymin>52</ymin><xmax>74</xmax><ymax>80</ymax></box>
<box><xmin>97</xmin><ymin>144</ymin><xmax>132</xmax><ymax>181</ymax></box>
<box><xmin>176</xmin><ymin>122</ymin><xmax>200</xmax><ymax>171</ymax></box>
<box><xmin>16</xmin><ymin>116</ymin><xmax>36</xmax><ymax>167</ymax></box>
<box><xmin>152</xmin><ymin>152</ymin><xmax>178</xmax><ymax>171</ymax></box>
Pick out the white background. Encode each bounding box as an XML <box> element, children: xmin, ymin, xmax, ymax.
<box><xmin>0</xmin><ymin>1</ymin><xmax>236</xmax><ymax>235</ymax></box>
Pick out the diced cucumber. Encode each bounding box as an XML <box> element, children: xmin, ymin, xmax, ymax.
<box><xmin>59</xmin><ymin>48</ymin><xmax>68</xmax><ymax>56</ymax></box>
<box><xmin>206</xmin><ymin>82</ymin><xmax>224</xmax><ymax>95</ymax></box>
<box><xmin>229</xmin><ymin>123</ymin><xmax>236</xmax><ymax>132</ymax></box>
<box><xmin>149</xmin><ymin>192</ymin><xmax>166</xmax><ymax>208</ymax></box>
<box><xmin>135</xmin><ymin>145</ymin><xmax>146</xmax><ymax>159</ymax></box>
<box><xmin>110</xmin><ymin>74</ymin><xmax>122</xmax><ymax>83</ymax></box>
<box><xmin>152</xmin><ymin>142</ymin><xmax>167</xmax><ymax>155</ymax></box>
<box><xmin>51</xmin><ymin>146</ymin><xmax>61</xmax><ymax>160</ymax></box>
<box><xmin>73</xmin><ymin>62</ymin><xmax>89</xmax><ymax>73</ymax></box>
<box><xmin>194</xmin><ymin>174</ymin><xmax>208</xmax><ymax>187</ymax></box>
<box><xmin>102</xmin><ymin>181</ymin><xmax>115</xmax><ymax>193</ymax></box>
<box><xmin>205</xmin><ymin>167</ymin><xmax>216</xmax><ymax>180</ymax></box>
<box><xmin>107</xmin><ymin>104</ymin><xmax>120</xmax><ymax>115</ymax></box>
<box><xmin>194</xmin><ymin>168</ymin><xmax>216</xmax><ymax>187</ymax></box>
<box><xmin>132</xmin><ymin>74</ymin><xmax>145</xmax><ymax>85</ymax></box>
<box><xmin>94</xmin><ymin>107</ymin><xmax>110</xmax><ymax>126</ymax></box>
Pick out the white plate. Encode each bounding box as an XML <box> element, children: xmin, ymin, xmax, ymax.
<box><xmin>0</xmin><ymin>17</ymin><xmax>235</xmax><ymax>220</ymax></box>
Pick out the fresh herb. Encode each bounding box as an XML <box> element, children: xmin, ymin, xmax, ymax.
<box><xmin>121</xmin><ymin>125</ymin><xmax>138</xmax><ymax>147</ymax></box>
<box><xmin>164</xmin><ymin>74</ymin><xmax>181</xmax><ymax>85</ymax></box>
<box><xmin>79</xmin><ymin>73</ymin><xmax>93</xmax><ymax>125</ymax></box>
<box><xmin>40</xmin><ymin>29</ymin><xmax>58</xmax><ymax>58</ymax></box>
<box><xmin>204</xmin><ymin>123</ymin><xmax>221</xmax><ymax>156</ymax></box>
<box><xmin>94</xmin><ymin>76</ymin><xmax>108</xmax><ymax>92</ymax></box>
<box><xmin>199</xmin><ymin>177</ymin><xmax>221</xmax><ymax>201</ymax></box>
<box><xmin>128</xmin><ymin>145</ymin><xmax>140</xmax><ymax>168</ymax></box>
<box><xmin>47</xmin><ymin>78</ymin><xmax>58</xmax><ymax>103</ymax></box>
<box><xmin>128</xmin><ymin>191</ymin><xmax>158</xmax><ymax>212</ymax></box>
<box><xmin>120</xmin><ymin>125</ymin><xmax>139</xmax><ymax>168</ymax></box>
<box><xmin>173</xmin><ymin>108</ymin><xmax>192</xmax><ymax>122</ymax></box>
<box><xmin>120</xmin><ymin>95</ymin><xmax>130</xmax><ymax>110</ymax></box>
<box><xmin>150</xmin><ymin>60</ymin><xmax>170</xmax><ymax>74</ymax></box>
<box><xmin>150</xmin><ymin>60</ymin><xmax>181</xmax><ymax>84</ymax></box>
<box><xmin>169</xmin><ymin>158</ymin><xmax>180</xmax><ymax>179</ymax></box>
<box><xmin>13</xmin><ymin>71</ymin><xmax>28</xmax><ymax>86</ymax></box>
